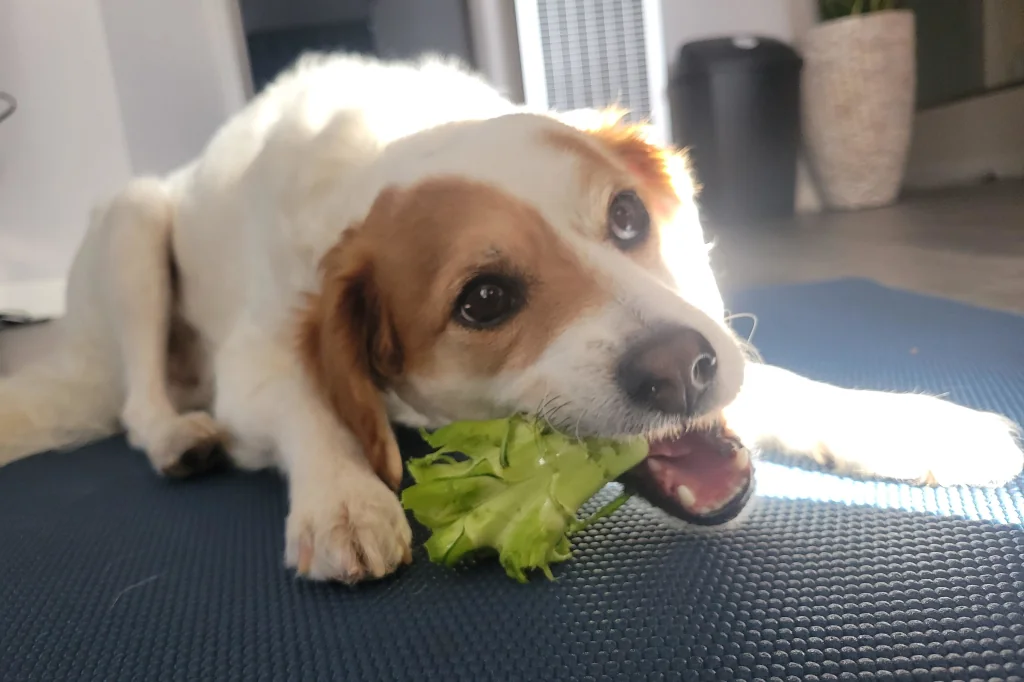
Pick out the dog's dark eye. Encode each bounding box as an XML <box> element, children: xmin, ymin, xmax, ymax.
<box><xmin>608</xmin><ymin>190</ymin><xmax>650</xmax><ymax>248</ymax></box>
<box><xmin>454</xmin><ymin>275</ymin><xmax>523</xmax><ymax>329</ymax></box>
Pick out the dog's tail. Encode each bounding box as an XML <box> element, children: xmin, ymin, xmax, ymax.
<box><xmin>0</xmin><ymin>339</ymin><xmax>121</xmax><ymax>466</ymax></box>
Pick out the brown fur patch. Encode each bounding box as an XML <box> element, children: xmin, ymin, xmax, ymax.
<box><xmin>547</xmin><ymin>111</ymin><xmax>697</xmax><ymax>282</ymax></box>
<box><xmin>297</xmin><ymin>179</ymin><xmax>610</xmax><ymax>485</ymax></box>
<box><xmin>297</xmin><ymin>211</ymin><xmax>405</xmax><ymax>489</ymax></box>
<box><xmin>547</xmin><ymin>111</ymin><xmax>693</xmax><ymax>215</ymax></box>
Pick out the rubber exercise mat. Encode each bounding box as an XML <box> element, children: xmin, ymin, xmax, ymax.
<box><xmin>2</xmin><ymin>279</ymin><xmax>1023</xmax><ymax>681</ymax></box>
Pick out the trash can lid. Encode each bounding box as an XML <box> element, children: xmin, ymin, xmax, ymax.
<box><xmin>675</xmin><ymin>36</ymin><xmax>802</xmax><ymax>76</ymax></box>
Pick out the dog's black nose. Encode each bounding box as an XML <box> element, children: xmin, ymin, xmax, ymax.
<box><xmin>616</xmin><ymin>326</ymin><xmax>718</xmax><ymax>416</ymax></box>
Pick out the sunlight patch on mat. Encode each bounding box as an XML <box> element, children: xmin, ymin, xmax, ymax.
<box><xmin>755</xmin><ymin>460</ymin><xmax>1024</xmax><ymax>526</ymax></box>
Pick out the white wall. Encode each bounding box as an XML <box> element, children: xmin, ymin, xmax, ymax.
<box><xmin>99</xmin><ymin>0</ymin><xmax>251</xmax><ymax>174</ymax></box>
<box><xmin>0</xmin><ymin>0</ymin><xmax>250</xmax><ymax>315</ymax></box>
<box><xmin>0</xmin><ymin>0</ymin><xmax>132</xmax><ymax>291</ymax></box>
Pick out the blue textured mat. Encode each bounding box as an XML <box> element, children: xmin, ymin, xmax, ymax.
<box><xmin>2</xmin><ymin>278</ymin><xmax>1023</xmax><ymax>681</ymax></box>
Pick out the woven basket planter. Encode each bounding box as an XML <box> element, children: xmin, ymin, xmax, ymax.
<box><xmin>801</xmin><ymin>10</ymin><xmax>916</xmax><ymax>210</ymax></box>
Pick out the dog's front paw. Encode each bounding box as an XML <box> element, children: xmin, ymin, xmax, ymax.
<box><xmin>285</xmin><ymin>474</ymin><xmax>412</xmax><ymax>583</ymax></box>
<box><xmin>818</xmin><ymin>393</ymin><xmax>1023</xmax><ymax>488</ymax></box>
<box><xmin>918</xmin><ymin>407</ymin><xmax>1024</xmax><ymax>487</ymax></box>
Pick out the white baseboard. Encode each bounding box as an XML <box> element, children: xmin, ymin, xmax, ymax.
<box><xmin>906</xmin><ymin>86</ymin><xmax>1024</xmax><ymax>189</ymax></box>
<box><xmin>0</xmin><ymin>278</ymin><xmax>66</xmax><ymax>321</ymax></box>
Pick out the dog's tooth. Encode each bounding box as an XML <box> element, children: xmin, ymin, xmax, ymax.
<box><xmin>676</xmin><ymin>485</ymin><xmax>697</xmax><ymax>508</ymax></box>
<box><xmin>734</xmin><ymin>447</ymin><xmax>750</xmax><ymax>469</ymax></box>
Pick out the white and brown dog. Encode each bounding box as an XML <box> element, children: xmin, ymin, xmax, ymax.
<box><xmin>1</xmin><ymin>54</ymin><xmax>1021</xmax><ymax>582</ymax></box>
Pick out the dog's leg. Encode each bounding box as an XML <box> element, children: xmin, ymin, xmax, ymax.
<box><xmin>724</xmin><ymin>362</ymin><xmax>1024</xmax><ymax>487</ymax></box>
<box><xmin>213</xmin><ymin>322</ymin><xmax>411</xmax><ymax>583</ymax></box>
<box><xmin>102</xmin><ymin>179</ymin><xmax>225</xmax><ymax>477</ymax></box>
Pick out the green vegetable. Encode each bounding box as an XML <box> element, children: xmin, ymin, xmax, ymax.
<box><xmin>401</xmin><ymin>415</ymin><xmax>648</xmax><ymax>582</ymax></box>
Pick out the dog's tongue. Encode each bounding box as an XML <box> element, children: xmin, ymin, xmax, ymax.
<box><xmin>620</xmin><ymin>426</ymin><xmax>754</xmax><ymax>525</ymax></box>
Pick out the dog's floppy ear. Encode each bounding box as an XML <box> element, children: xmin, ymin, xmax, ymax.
<box><xmin>297</xmin><ymin>232</ymin><xmax>404</xmax><ymax>490</ymax></box>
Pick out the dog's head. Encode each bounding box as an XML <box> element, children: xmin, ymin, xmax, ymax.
<box><xmin>298</xmin><ymin>110</ymin><xmax>753</xmax><ymax>524</ymax></box>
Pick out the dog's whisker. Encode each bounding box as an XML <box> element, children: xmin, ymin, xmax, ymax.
<box><xmin>543</xmin><ymin>399</ymin><xmax>570</xmax><ymax>425</ymax></box>
<box><xmin>534</xmin><ymin>393</ymin><xmax>554</xmax><ymax>422</ymax></box>
<box><xmin>536</xmin><ymin>394</ymin><xmax>569</xmax><ymax>430</ymax></box>
<box><xmin>573</xmin><ymin>396</ymin><xmax>598</xmax><ymax>442</ymax></box>
<box><xmin>535</xmin><ymin>395</ymin><xmax>572</xmax><ymax>434</ymax></box>
<box><xmin>724</xmin><ymin>312</ymin><xmax>758</xmax><ymax>343</ymax></box>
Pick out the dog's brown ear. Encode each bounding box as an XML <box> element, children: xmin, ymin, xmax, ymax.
<box><xmin>297</xmin><ymin>234</ymin><xmax>404</xmax><ymax>489</ymax></box>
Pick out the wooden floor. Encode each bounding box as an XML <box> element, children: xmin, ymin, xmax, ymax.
<box><xmin>708</xmin><ymin>181</ymin><xmax>1024</xmax><ymax>315</ymax></box>
<box><xmin>2</xmin><ymin>181</ymin><xmax>1023</xmax><ymax>375</ymax></box>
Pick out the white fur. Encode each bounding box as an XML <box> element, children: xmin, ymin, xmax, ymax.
<box><xmin>725</xmin><ymin>363</ymin><xmax>1024</xmax><ymax>487</ymax></box>
<box><xmin>1</xmin><ymin>53</ymin><xmax>1021</xmax><ymax>583</ymax></box>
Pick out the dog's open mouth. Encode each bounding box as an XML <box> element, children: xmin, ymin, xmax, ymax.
<box><xmin>619</xmin><ymin>425</ymin><xmax>754</xmax><ymax>526</ymax></box>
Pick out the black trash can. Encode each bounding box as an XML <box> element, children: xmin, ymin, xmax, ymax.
<box><xmin>670</xmin><ymin>36</ymin><xmax>803</xmax><ymax>224</ymax></box>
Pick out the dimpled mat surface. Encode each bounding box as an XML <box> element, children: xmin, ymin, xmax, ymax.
<box><xmin>2</xmin><ymin>278</ymin><xmax>1024</xmax><ymax>682</ymax></box>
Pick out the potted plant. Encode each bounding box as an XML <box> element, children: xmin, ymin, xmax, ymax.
<box><xmin>801</xmin><ymin>0</ymin><xmax>915</xmax><ymax>209</ymax></box>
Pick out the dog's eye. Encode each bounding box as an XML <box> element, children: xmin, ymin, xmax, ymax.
<box><xmin>454</xmin><ymin>275</ymin><xmax>523</xmax><ymax>329</ymax></box>
<box><xmin>608</xmin><ymin>190</ymin><xmax>650</xmax><ymax>248</ymax></box>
